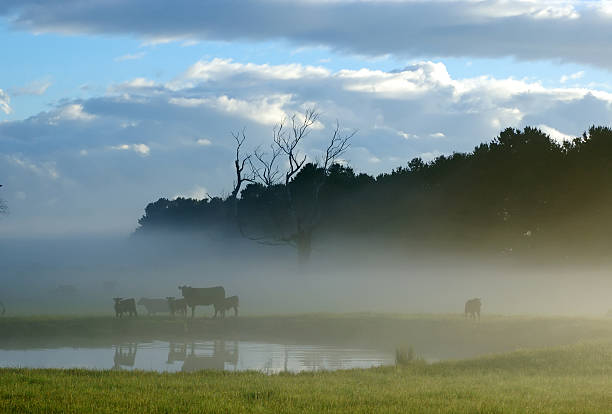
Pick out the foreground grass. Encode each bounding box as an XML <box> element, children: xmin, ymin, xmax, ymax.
<box><xmin>3</xmin><ymin>342</ymin><xmax>612</xmax><ymax>413</ymax></box>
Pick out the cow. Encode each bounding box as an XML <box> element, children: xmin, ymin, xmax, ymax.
<box><xmin>113</xmin><ymin>298</ymin><xmax>137</xmax><ymax>318</ymax></box>
<box><xmin>167</xmin><ymin>297</ymin><xmax>187</xmax><ymax>318</ymax></box>
<box><xmin>178</xmin><ymin>286</ymin><xmax>225</xmax><ymax>318</ymax></box>
<box><xmin>214</xmin><ymin>295</ymin><xmax>239</xmax><ymax>318</ymax></box>
<box><xmin>465</xmin><ymin>298</ymin><xmax>482</xmax><ymax>321</ymax></box>
<box><xmin>137</xmin><ymin>298</ymin><xmax>170</xmax><ymax>315</ymax></box>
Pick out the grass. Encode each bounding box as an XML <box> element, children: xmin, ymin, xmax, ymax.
<box><xmin>3</xmin><ymin>314</ymin><xmax>612</xmax><ymax>412</ymax></box>
<box><xmin>3</xmin><ymin>342</ymin><xmax>612</xmax><ymax>413</ymax></box>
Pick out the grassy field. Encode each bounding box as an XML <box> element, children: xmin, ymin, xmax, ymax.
<box><xmin>3</xmin><ymin>314</ymin><xmax>612</xmax><ymax>412</ymax></box>
<box><xmin>2</xmin><ymin>342</ymin><xmax>612</xmax><ymax>413</ymax></box>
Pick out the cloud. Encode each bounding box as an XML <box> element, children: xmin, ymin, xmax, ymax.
<box><xmin>0</xmin><ymin>89</ymin><xmax>11</xmax><ymax>114</ymax></box>
<box><xmin>4</xmin><ymin>1</ymin><xmax>612</xmax><ymax>68</ymax></box>
<box><xmin>51</xmin><ymin>104</ymin><xmax>97</xmax><ymax>122</ymax></box>
<box><xmin>114</xmin><ymin>52</ymin><xmax>146</xmax><ymax>62</ymax></box>
<box><xmin>4</xmin><ymin>57</ymin><xmax>612</xmax><ymax>236</ymax></box>
<box><xmin>4</xmin><ymin>155</ymin><xmax>59</xmax><ymax>179</ymax></box>
<box><xmin>174</xmin><ymin>185</ymin><xmax>209</xmax><ymax>200</ymax></box>
<box><xmin>196</xmin><ymin>138</ymin><xmax>212</xmax><ymax>146</ymax></box>
<box><xmin>537</xmin><ymin>124</ymin><xmax>576</xmax><ymax>142</ymax></box>
<box><xmin>110</xmin><ymin>143</ymin><xmax>151</xmax><ymax>156</ymax></box>
<box><xmin>11</xmin><ymin>79</ymin><xmax>52</xmax><ymax>96</ymax></box>
<box><xmin>560</xmin><ymin>71</ymin><xmax>585</xmax><ymax>83</ymax></box>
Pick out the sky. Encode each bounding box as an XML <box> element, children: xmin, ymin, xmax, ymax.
<box><xmin>1</xmin><ymin>0</ymin><xmax>612</xmax><ymax>237</ymax></box>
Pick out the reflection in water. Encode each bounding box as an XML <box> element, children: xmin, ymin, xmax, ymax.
<box><xmin>112</xmin><ymin>343</ymin><xmax>137</xmax><ymax>370</ymax></box>
<box><xmin>180</xmin><ymin>341</ymin><xmax>239</xmax><ymax>372</ymax></box>
<box><xmin>0</xmin><ymin>341</ymin><xmax>392</xmax><ymax>373</ymax></box>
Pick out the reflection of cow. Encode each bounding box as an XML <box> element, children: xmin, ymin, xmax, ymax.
<box><xmin>214</xmin><ymin>296</ymin><xmax>239</xmax><ymax>318</ymax></box>
<box><xmin>178</xmin><ymin>286</ymin><xmax>225</xmax><ymax>318</ymax></box>
<box><xmin>180</xmin><ymin>341</ymin><xmax>238</xmax><ymax>372</ymax></box>
<box><xmin>113</xmin><ymin>343</ymin><xmax>137</xmax><ymax>370</ymax></box>
<box><xmin>137</xmin><ymin>298</ymin><xmax>170</xmax><ymax>315</ymax></box>
<box><xmin>113</xmin><ymin>298</ymin><xmax>137</xmax><ymax>318</ymax></box>
<box><xmin>167</xmin><ymin>297</ymin><xmax>187</xmax><ymax>318</ymax></box>
<box><xmin>465</xmin><ymin>298</ymin><xmax>482</xmax><ymax>321</ymax></box>
<box><xmin>166</xmin><ymin>343</ymin><xmax>188</xmax><ymax>364</ymax></box>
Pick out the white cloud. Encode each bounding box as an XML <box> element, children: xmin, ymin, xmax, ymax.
<box><xmin>196</xmin><ymin>138</ymin><xmax>212</xmax><ymax>146</ymax></box>
<box><xmin>52</xmin><ymin>104</ymin><xmax>96</xmax><ymax>122</ymax></box>
<box><xmin>5</xmin><ymin>155</ymin><xmax>59</xmax><ymax>179</ymax></box>
<box><xmin>110</xmin><ymin>143</ymin><xmax>150</xmax><ymax>156</ymax></box>
<box><xmin>174</xmin><ymin>185</ymin><xmax>209</xmax><ymax>200</ymax></box>
<box><xmin>429</xmin><ymin>132</ymin><xmax>445</xmax><ymax>138</ymax></box>
<box><xmin>114</xmin><ymin>52</ymin><xmax>146</xmax><ymax>62</ymax></box>
<box><xmin>0</xmin><ymin>89</ymin><xmax>11</xmax><ymax>114</ymax></box>
<box><xmin>11</xmin><ymin>79</ymin><xmax>52</xmax><ymax>96</ymax></box>
<box><xmin>537</xmin><ymin>124</ymin><xmax>576</xmax><ymax>142</ymax></box>
<box><xmin>170</xmin><ymin>94</ymin><xmax>293</xmax><ymax>126</ymax></box>
<box><xmin>121</xmin><ymin>78</ymin><xmax>156</xmax><ymax>88</ymax></box>
<box><xmin>560</xmin><ymin>71</ymin><xmax>585</xmax><ymax>83</ymax></box>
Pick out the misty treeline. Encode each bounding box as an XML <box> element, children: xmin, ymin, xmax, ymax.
<box><xmin>137</xmin><ymin>123</ymin><xmax>612</xmax><ymax>261</ymax></box>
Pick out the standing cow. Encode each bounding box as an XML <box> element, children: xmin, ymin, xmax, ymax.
<box><xmin>137</xmin><ymin>298</ymin><xmax>170</xmax><ymax>315</ymax></box>
<box><xmin>214</xmin><ymin>295</ymin><xmax>239</xmax><ymax>318</ymax></box>
<box><xmin>113</xmin><ymin>298</ymin><xmax>137</xmax><ymax>318</ymax></box>
<box><xmin>178</xmin><ymin>286</ymin><xmax>225</xmax><ymax>318</ymax></box>
<box><xmin>167</xmin><ymin>297</ymin><xmax>187</xmax><ymax>318</ymax></box>
<box><xmin>465</xmin><ymin>298</ymin><xmax>482</xmax><ymax>321</ymax></box>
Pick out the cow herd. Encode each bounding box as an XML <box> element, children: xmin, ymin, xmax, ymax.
<box><xmin>113</xmin><ymin>285</ymin><xmax>240</xmax><ymax>319</ymax></box>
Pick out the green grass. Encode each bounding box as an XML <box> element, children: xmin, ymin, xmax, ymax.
<box><xmin>3</xmin><ymin>314</ymin><xmax>612</xmax><ymax>412</ymax></box>
<box><xmin>3</xmin><ymin>342</ymin><xmax>612</xmax><ymax>413</ymax></box>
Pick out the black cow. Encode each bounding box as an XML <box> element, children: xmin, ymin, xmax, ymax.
<box><xmin>214</xmin><ymin>295</ymin><xmax>239</xmax><ymax>318</ymax></box>
<box><xmin>113</xmin><ymin>298</ymin><xmax>137</xmax><ymax>318</ymax></box>
<box><xmin>465</xmin><ymin>298</ymin><xmax>482</xmax><ymax>321</ymax></box>
<box><xmin>167</xmin><ymin>297</ymin><xmax>187</xmax><ymax>318</ymax></box>
<box><xmin>178</xmin><ymin>286</ymin><xmax>225</xmax><ymax>318</ymax></box>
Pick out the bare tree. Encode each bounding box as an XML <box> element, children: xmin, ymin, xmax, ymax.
<box><xmin>235</xmin><ymin>109</ymin><xmax>355</xmax><ymax>265</ymax></box>
<box><xmin>229</xmin><ymin>129</ymin><xmax>255</xmax><ymax>201</ymax></box>
<box><xmin>249</xmin><ymin>144</ymin><xmax>281</xmax><ymax>187</ymax></box>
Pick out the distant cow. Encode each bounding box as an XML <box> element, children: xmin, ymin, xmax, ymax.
<box><xmin>465</xmin><ymin>298</ymin><xmax>482</xmax><ymax>321</ymax></box>
<box><xmin>178</xmin><ymin>286</ymin><xmax>225</xmax><ymax>318</ymax></box>
<box><xmin>137</xmin><ymin>298</ymin><xmax>170</xmax><ymax>315</ymax></box>
<box><xmin>167</xmin><ymin>297</ymin><xmax>187</xmax><ymax>317</ymax></box>
<box><xmin>113</xmin><ymin>298</ymin><xmax>137</xmax><ymax>318</ymax></box>
<box><xmin>214</xmin><ymin>295</ymin><xmax>239</xmax><ymax>318</ymax></box>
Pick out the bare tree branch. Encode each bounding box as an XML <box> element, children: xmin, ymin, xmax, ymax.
<box><xmin>230</xmin><ymin>129</ymin><xmax>255</xmax><ymax>200</ymax></box>
<box><xmin>323</xmin><ymin>120</ymin><xmax>356</xmax><ymax>170</ymax></box>
<box><xmin>248</xmin><ymin>143</ymin><xmax>281</xmax><ymax>186</ymax></box>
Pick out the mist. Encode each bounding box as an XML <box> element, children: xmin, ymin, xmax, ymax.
<box><xmin>2</xmin><ymin>230</ymin><xmax>611</xmax><ymax>318</ymax></box>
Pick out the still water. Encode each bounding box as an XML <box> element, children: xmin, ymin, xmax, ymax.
<box><xmin>0</xmin><ymin>340</ymin><xmax>394</xmax><ymax>373</ymax></box>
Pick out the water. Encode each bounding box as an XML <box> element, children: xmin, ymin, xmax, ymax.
<box><xmin>0</xmin><ymin>340</ymin><xmax>394</xmax><ymax>373</ymax></box>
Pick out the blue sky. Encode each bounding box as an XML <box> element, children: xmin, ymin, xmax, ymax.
<box><xmin>1</xmin><ymin>0</ymin><xmax>612</xmax><ymax>236</ymax></box>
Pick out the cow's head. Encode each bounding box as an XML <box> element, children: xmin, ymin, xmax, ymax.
<box><xmin>113</xmin><ymin>297</ymin><xmax>123</xmax><ymax>303</ymax></box>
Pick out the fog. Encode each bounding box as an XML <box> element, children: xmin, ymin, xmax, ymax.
<box><xmin>2</xmin><ymin>232</ymin><xmax>611</xmax><ymax>317</ymax></box>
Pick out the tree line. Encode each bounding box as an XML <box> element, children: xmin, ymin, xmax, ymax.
<box><xmin>136</xmin><ymin>121</ymin><xmax>612</xmax><ymax>261</ymax></box>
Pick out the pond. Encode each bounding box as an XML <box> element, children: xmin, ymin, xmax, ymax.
<box><xmin>0</xmin><ymin>340</ymin><xmax>395</xmax><ymax>373</ymax></box>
